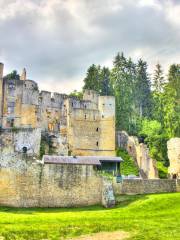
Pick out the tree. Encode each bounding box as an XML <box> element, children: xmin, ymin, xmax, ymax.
<box><xmin>111</xmin><ymin>52</ymin><xmax>137</xmax><ymax>132</ymax></box>
<box><xmin>168</xmin><ymin>64</ymin><xmax>180</xmax><ymax>99</ymax></box>
<box><xmin>153</xmin><ymin>63</ymin><xmax>165</xmax><ymax>92</ymax></box>
<box><xmin>69</xmin><ymin>90</ymin><xmax>83</xmax><ymax>100</ymax></box>
<box><xmin>99</xmin><ymin>67</ymin><xmax>113</xmax><ymax>96</ymax></box>
<box><xmin>162</xmin><ymin>64</ymin><xmax>180</xmax><ymax>137</ymax></box>
<box><xmin>152</xmin><ymin>64</ymin><xmax>165</xmax><ymax>126</ymax></box>
<box><xmin>83</xmin><ymin>64</ymin><xmax>101</xmax><ymax>92</ymax></box>
<box><xmin>4</xmin><ymin>70</ymin><xmax>20</xmax><ymax>80</ymax></box>
<box><xmin>135</xmin><ymin>59</ymin><xmax>152</xmax><ymax>118</ymax></box>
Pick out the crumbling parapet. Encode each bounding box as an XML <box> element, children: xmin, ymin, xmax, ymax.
<box><xmin>167</xmin><ymin>138</ymin><xmax>180</xmax><ymax>179</ymax></box>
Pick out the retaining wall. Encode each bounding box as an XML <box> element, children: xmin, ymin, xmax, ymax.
<box><xmin>113</xmin><ymin>179</ymin><xmax>180</xmax><ymax>195</ymax></box>
<box><xmin>0</xmin><ymin>164</ymin><xmax>103</xmax><ymax>207</ymax></box>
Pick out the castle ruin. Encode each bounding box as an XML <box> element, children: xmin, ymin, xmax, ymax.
<box><xmin>0</xmin><ymin>63</ymin><xmax>115</xmax><ymax>158</ymax></box>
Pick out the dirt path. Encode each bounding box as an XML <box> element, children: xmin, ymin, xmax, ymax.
<box><xmin>68</xmin><ymin>231</ymin><xmax>130</xmax><ymax>240</ymax></box>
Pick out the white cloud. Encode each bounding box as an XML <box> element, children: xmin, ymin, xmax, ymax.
<box><xmin>165</xmin><ymin>1</ymin><xmax>180</xmax><ymax>28</ymax></box>
<box><xmin>0</xmin><ymin>0</ymin><xmax>179</xmax><ymax>93</ymax></box>
<box><xmin>138</xmin><ymin>0</ymin><xmax>162</xmax><ymax>10</ymax></box>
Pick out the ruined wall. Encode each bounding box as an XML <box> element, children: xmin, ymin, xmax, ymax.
<box><xmin>0</xmin><ymin>64</ymin><xmax>116</xmax><ymax>158</ymax></box>
<box><xmin>67</xmin><ymin>94</ymin><xmax>116</xmax><ymax>156</ymax></box>
<box><xmin>0</xmin><ymin>63</ymin><xmax>4</xmax><ymax>126</ymax></box>
<box><xmin>113</xmin><ymin>179</ymin><xmax>178</xmax><ymax>195</ymax></box>
<box><xmin>68</xmin><ymin>107</ymin><xmax>101</xmax><ymax>156</ymax></box>
<box><xmin>2</xmin><ymin>79</ymin><xmax>23</xmax><ymax>128</ymax></box>
<box><xmin>116</xmin><ymin>131</ymin><xmax>158</xmax><ymax>179</ymax></box>
<box><xmin>168</xmin><ymin>138</ymin><xmax>180</xmax><ymax>178</ymax></box>
<box><xmin>0</xmin><ymin>163</ymin><xmax>103</xmax><ymax>207</ymax></box>
<box><xmin>0</xmin><ymin>128</ymin><xmax>41</xmax><ymax>160</ymax></box>
<box><xmin>21</xmin><ymin>80</ymin><xmax>39</xmax><ymax>128</ymax></box>
<box><xmin>98</xmin><ymin>96</ymin><xmax>115</xmax><ymax>156</ymax></box>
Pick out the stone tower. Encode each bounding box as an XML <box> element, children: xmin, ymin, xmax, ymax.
<box><xmin>0</xmin><ymin>63</ymin><xmax>4</xmax><ymax>126</ymax></box>
<box><xmin>98</xmin><ymin>96</ymin><xmax>116</xmax><ymax>156</ymax></box>
<box><xmin>20</xmin><ymin>68</ymin><xmax>26</xmax><ymax>80</ymax></box>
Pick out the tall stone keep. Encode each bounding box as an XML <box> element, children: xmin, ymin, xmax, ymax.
<box><xmin>98</xmin><ymin>96</ymin><xmax>115</xmax><ymax>156</ymax></box>
<box><xmin>0</xmin><ymin>63</ymin><xmax>4</xmax><ymax>126</ymax></box>
<box><xmin>168</xmin><ymin>138</ymin><xmax>180</xmax><ymax>179</ymax></box>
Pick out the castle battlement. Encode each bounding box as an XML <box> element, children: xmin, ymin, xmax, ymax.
<box><xmin>0</xmin><ymin>64</ymin><xmax>115</xmax><ymax>157</ymax></box>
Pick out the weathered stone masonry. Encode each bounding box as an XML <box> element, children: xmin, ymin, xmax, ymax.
<box><xmin>0</xmin><ymin>163</ymin><xmax>103</xmax><ymax>207</ymax></box>
<box><xmin>113</xmin><ymin>179</ymin><xmax>180</xmax><ymax>195</ymax></box>
<box><xmin>0</xmin><ymin>63</ymin><xmax>115</xmax><ymax>157</ymax></box>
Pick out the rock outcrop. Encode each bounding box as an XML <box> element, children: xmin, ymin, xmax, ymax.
<box><xmin>167</xmin><ymin>138</ymin><xmax>180</xmax><ymax>179</ymax></box>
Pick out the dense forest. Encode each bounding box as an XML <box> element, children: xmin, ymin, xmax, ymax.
<box><xmin>81</xmin><ymin>52</ymin><xmax>180</xmax><ymax>171</ymax></box>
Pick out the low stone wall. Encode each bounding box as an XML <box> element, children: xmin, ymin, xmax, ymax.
<box><xmin>1</xmin><ymin>162</ymin><xmax>179</xmax><ymax>208</ymax></box>
<box><xmin>0</xmin><ymin>164</ymin><xmax>103</xmax><ymax>207</ymax></box>
<box><xmin>113</xmin><ymin>179</ymin><xmax>179</xmax><ymax>195</ymax></box>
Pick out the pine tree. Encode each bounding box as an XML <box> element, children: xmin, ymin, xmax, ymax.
<box><xmin>99</xmin><ymin>67</ymin><xmax>113</xmax><ymax>96</ymax></box>
<box><xmin>168</xmin><ymin>64</ymin><xmax>180</xmax><ymax>99</ymax></box>
<box><xmin>162</xmin><ymin>64</ymin><xmax>180</xmax><ymax>137</ymax></box>
<box><xmin>153</xmin><ymin>63</ymin><xmax>165</xmax><ymax>92</ymax></box>
<box><xmin>152</xmin><ymin>64</ymin><xmax>165</xmax><ymax>126</ymax></box>
<box><xmin>135</xmin><ymin>59</ymin><xmax>152</xmax><ymax>118</ymax></box>
<box><xmin>83</xmin><ymin>64</ymin><xmax>101</xmax><ymax>92</ymax></box>
<box><xmin>111</xmin><ymin>52</ymin><xmax>136</xmax><ymax>132</ymax></box>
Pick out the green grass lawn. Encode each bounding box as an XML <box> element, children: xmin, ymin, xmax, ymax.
<box><xmin>0</xmin><ymin>193</ymin><xmax>180</xmax><ymax>240</ymax></box>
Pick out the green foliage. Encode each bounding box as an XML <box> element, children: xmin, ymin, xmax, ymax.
<box><xmin>98</xmin><ymin>171</ymin><xmax>114</xmax><ymax>180</ymax></box>
<box><xmin>116</xmin><ymin>148</ymin><xmax>139</xmax><ymax>176</ymax></box>
<box><xmin>99</xmin><ymin>67</ymin><xmax>113</xmax><ymax>96</ymax></box>
<box><xmin>4</xmin><ymin>70</ymin><xmax>20</xmax><ymax>80</ymax></box>
<box><xmin>138</xmin><ymin>119</ymin><xmax>169</xmax><ymax>168</ymax></box>
<box><xmin>0</xmin><ymin>193</ymin><xmax>179</xmax><ymax>240</ymax></box>
<box><xmin>135</xmin><ymin>59</ymin><xmax>152</xmax><ymax>118</ymax></box>
<box><xmin>11</xmin><ymin>126</ymin><xmax>19</xmax><ymax>133</ymax></box>
<box><xmin>152</xmin><ymin>63</ymin><xmax>165</xmax><ymax>92</ymax></box>
<box><xmin>139</xmin><ymin>119</ymin><xmax>161</xmax><ymax>137</ymax></box>
<box><xmin>83</xmin><ymin>64</ymin><xmax>101</xmax><ymax>93</ymax></box>
<box><xmin>83</xmin><ymin>64</ymin><xmax>113</xmax><ymax>96</ymax></box>
<box><xmin>111</xmin><ymin>53</ymin><xmax>139</xmax><ymax>132</ymax></box>
<box><xmin>157</xmin><ymin>161</ymin><xmax>168</xmax><ymax>179</ymax></box>
<box><xmin>82</xmin><ymin>55</ymin><xmax>180</xmax><ymax>174</ymax></box>
<box><xmin>69</xmin><ymin>90</ymin><xmax>83</xmax><ymax>100</ymax></box>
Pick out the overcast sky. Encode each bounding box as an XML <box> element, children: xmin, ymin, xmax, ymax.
<box><xmin>0</xmin><ymin>0</ymin><xmax>180</xmax><ymax>93</ymax></box>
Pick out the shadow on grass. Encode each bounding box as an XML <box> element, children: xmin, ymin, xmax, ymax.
<box><xmin>0</xmin><ymin>205</ymin><xmax>104</xmax><ymax>215</ymax></box>
<box><xmin>115</xmin><ymin>194</ymin><xmax>149</xmax><ymax>208</ymax></box>
<box><xmin>0</xmin><ymin>194</ymin><xmax>150</xmax><ymax>215</ymax></box>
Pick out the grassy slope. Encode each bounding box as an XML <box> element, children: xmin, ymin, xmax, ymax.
<box><xmin>0</xmin><ymin>193</ymin><xmax>180</xmax><ymax>240</ymax></box>
<box><xmin>116</xmin><ymin>148</ymin><xmax>139</xmax><ymax>176</ymax></box>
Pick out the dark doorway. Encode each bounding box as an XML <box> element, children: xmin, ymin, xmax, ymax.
<box><xmin>22</xmin><ymin>146</ymin><xmax>27</xmax><ymax>154</ymax></box>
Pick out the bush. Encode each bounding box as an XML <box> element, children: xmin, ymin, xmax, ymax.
<box><xmin>157</xmin><ymin>161</ymin><xmax>168</xmax><ymax>179</ymax></box>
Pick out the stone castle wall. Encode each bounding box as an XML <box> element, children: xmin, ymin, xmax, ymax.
<box><xmin>116</xmin><ymin>131</ymin><xmax>158</xmax><ymax>179</ymax></box>
<box><xmin>0</xmin><ymin>128</ymin><xmax>41</xmax><ymax>160</ymax></box>
<box><xmin>0</xmin><ymin>163</ymin><xmax>103</xmax><ymax>207</ymax></box>
<box><xmin>167</xmin><ymin>138</ymin><xmax>180</xmax><ymax>178</ymax></box>
<box><xmin>113</xmin><ymin>179</ymin><xmax>179</xmax><ymax>195</ymax></box>
<box><xmin>66</xmin><ymin>91</ymin><xmax>115</xmax><ymax>156</ymax></box>
<box><xmin>0</xmin><ymin>65</ymin><xmax>116</xmax><ymax>157</ymax></box>
<box><xmin>0</xmin><ymin>163</ymin><xmax>179</xmax><ymax>208</ymax></box>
